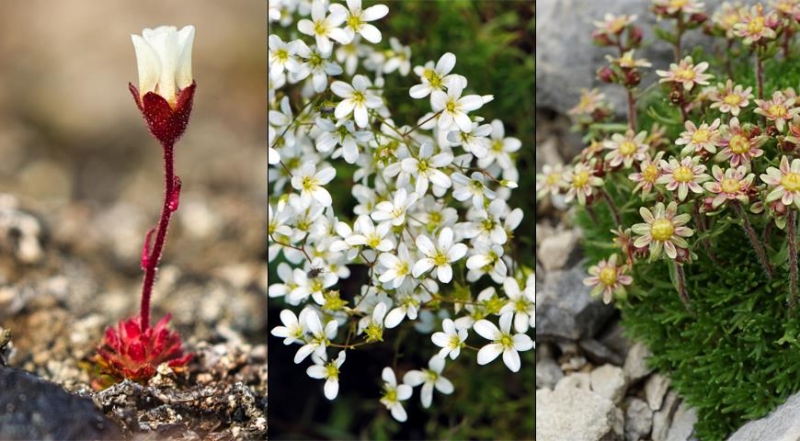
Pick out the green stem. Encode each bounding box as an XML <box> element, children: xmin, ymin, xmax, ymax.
<box><xmin>734</xmin><ymin>201</ymin><xmax>773</xmax><ymax>280</ymax></box>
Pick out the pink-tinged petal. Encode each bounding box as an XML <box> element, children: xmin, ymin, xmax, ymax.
<box><xmin>639</xmin><ymin>207</ymin><xmax>654</xmax><ymax>223</ymax></box>
<box><xmin>634</xmin><ymin>235</ymin><xmax>651</xmax><ymax>248</ymax></box>
<box><xmin>674</xmin><ymin>226</ymin><xmax>693</xmax><ymax>237</ymax></box>
<box><xmin>664</xmin><ymin>241</ymin><xmax>677</xmax><ymax>259</ymax></box>
<box><xmin>477</xmin><ymin>343</ymin><xmax>503</xmax><ymax>365</ymax></box>
<box><xmin>782</xmin><ymin>190</ymin><xmax>794</xmax><ymax>206</ymax></box>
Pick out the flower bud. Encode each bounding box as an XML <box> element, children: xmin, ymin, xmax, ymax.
<box><xmin>131</xmin><ymin>26</ymin><xmax>194</xmax><ymax>106</ymax></box>
<box><xmin>130</xmin><ymin>25</ymin><xmax>197</xmax><ymax>146</ymax></box>
<box><xmin>627</xmin><ymin>26</ymin><xmax>643</xmax><ymax>47</ymax></box>
<box><xmin>592</xmin><ymin>31</ymin><xmax>614</xmax><ymax>47</ymax></box>
<box><xmin>597</xmin><ymin>66</ymin><xmax>616</xmax><ymax>83</ymax></box>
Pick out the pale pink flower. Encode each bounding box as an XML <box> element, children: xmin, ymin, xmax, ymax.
<box><xmin>754</xmin><ymin>90</ymin><xmax>800</xmax><ymax>132</ymax></box>
<box><xmin>603</xmin><ymin>129</ymin><xmax>649</xmax><ymax>169</ymax></box>
<box><xmin>733</xmin><ymin>4</ymin><xmax>779</xmax><ymax>44</ymax></box>
<box><xmin>592</xmin><ymin>13</ymin><xmax>637</xmax><ymax>36</ymax></box>
<box><xmin>606</xmin><ymin>50</ymin><xmax>652</xmax><ymax>69</ymax></box>
<box><xmin>653</xmin><ymin>0</ymin><xmax>706</xmax><ymax>16</ymax></box>
<box><xmin>703</xmin><ymin>165</ymin><xmax>755</xmax><ymax>209</ymax></box>
<box><xmin>657</xmin><ymin>156</ymin><xmax>710</xmax><ymax>201</ymax></box>
<box><xmin>656</xmin><ymin>56</ymin><xmax>713</xmax><ymax>91</ymax></box>
<box><xmin>675</xmin><ymin>118</ymin><xmax>722</xmax><ymax>156</ymax></box>
<box><xmin>762</xmin><ymin>156</ymin><xmax>800</xmax><ymax>209</ymax></box>
<box><xmin>562</xmin><ymin>162</ymin><xmax>604</xmax><ymax>206</ymax></box>
<box><xmin>631</xmin><ymin>201</ymin><xmax>694</xmax><ymax>260</ymax></box>
<box><xmin>582</xmin><ymin>254</ymin><xmax>633</xmax><ymax>304</ymax></box>
<box><xmin>629</xmin><ymin>151</ymin><xmax>665</xmax><ymax>198</ymax></box>
<box><xmin>712</xmin><ymin>2</ymin><xmax>745</xmax><ymax>39</ymax></box>
<box><xmin>536</xmin><ymin>164</ymin><xmax>565</xmax><ymax>200</ymax></box>
<box><xmin>715</xmin><ymin>117</ymin><xmax>767</xmax><ymax>167</ymax></box>
<box><xmin>708</xmin><ymin>80</ymin><xmax>754</xmax><ymax>116</ymax></box>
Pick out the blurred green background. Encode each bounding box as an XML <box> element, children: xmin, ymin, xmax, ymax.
<box><xmin>268</xmin><ymin>1</ymin><xmax>534</xmax><ymax>439</ymax></box>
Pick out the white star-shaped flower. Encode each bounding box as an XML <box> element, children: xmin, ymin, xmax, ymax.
<box><xmin>473</xmin><ymin>312</ymin><xmax>534</xmax><ymax>372</ymax></box>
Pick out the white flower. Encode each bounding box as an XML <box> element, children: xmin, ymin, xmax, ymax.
<box><xmin>479</xmin><ymin>119</ymin><xmax>522</xmax><ymax>169</ymax></box>
<box><xmin>384</xmin><ymin>291</ymin><xmax>423</xmax><ymax>328</ymax></box>
<box><xmin>297</xmin><ymin>0</ymin><xmax>349</xmax><ymax>54</ymax></box>
<box><xmin>466</xmin><ymin>241</ymin><xmax>507</xmax><ymax>283</ymax></box>
<box><xmin>431</xmin><ymin>318</ymin><xmax>468</xmax><ymax>360</ymax></box>
<box><xmin>409</xmin><ymin>52</ymin><xmax>467</xmax><ymax>99</ymax></box>
<box><xmin>359</xmin><ymin>301</ymin><xmax>389</xmax><ymax>342</ymax></box>
<box><xmin>401</xmin><ymin>142</ymin><xmax>453</xmax><ymax>196</ymax></box>
<box><xmin>378</xmin><ymin>243</ymin><xmax>415</xmax><ymax>288</ymax></box>
<box><xmin>292</xmin><ymin>40</ymin><xmax>343</xmax><ymax>93</ymax></box>
<box><xmin>268</xmin><ymin>126</ymin><xmax>281</xmax><ymax>165</ymax></box>
<box><xmin>294</xmin><ymin>309</ymin><xmax>338</xmax><ymax>364</ymax></box>
<box><xmin>271</xmin><ymin>308</ymin><xmax>308</xmax><ymax>345</ymax></box>
<box><xmin>345</xmin><ymin>215</ymin><xmax>394</xmax><ymax>251</ymax></box>
<box><xmin>403</xmin><ymin>356</ymin><xmax>454</xmax><ymax>408</ymax></box>
<box><xmin>452</xmin><ymin>172</ymin><xmax>497</xmax><ymax>209</ymax></box>
<box><xmin>307</xmin><ymin>350</ymin><xmax>346</xmax><ymax>400</ymax></box>
<box><xmin>431</xmin><ymin>81</ymin><xmax>484</xmax><ymax>132</ymax></box>
<box><xmin>499</xmin><ymin>278</ymin><xmax>535</xmax><ymax>333</ymax></box>
<box><xmin>380</xmin><ymin>367</ymin><xmax>413</xmax><ymax>422</ymax></box>
<box><xmin>291</xmin><ymin>161</ymin><xmax>336</xmax><ymax>208</ymax></box>
<box><xmin>331</xmin><ymin>74</ymin><xmax>383</xmax><ymax>128</ymax></box>
<box><xmin>473</xmin><ymin>312</ymin><xmax>534</xmax><ymax>372</ymax></box>
<box><xmin>131</xmin><ymin>25</ymin><xmax>195</xmax><ymax>105</ymax></box>
<box><xmin>383</xmin><ymin>37</ymin><xmax>412</xmax><ymax>76</ymax></box>
<box><xmin>329</xmin><ymin>0</ymin><xmax>389</xmax><ymax>44</ymax></box>
<box><xmin>315</xmin><ymin>117</ymin><xmax>371</xmax><ymax>163</ymax></box>
<box><xmin>269</xmin><ymin>34</ymin><xmax>299</xmax><ymax>80</ymax></box>
<box><xmin>371</xmin><ymin>188</ymin><xmax>419</xmax><ymax>226</ymax></box>
<box><xmin>447</xmin><ymin>122</ymin><xmax>492</xmax><ymax>158</ymax></box>
<box><xmin>412</xmin><ymin>227</ymin><xmax>468</xmax><ymax>283</ymax></box>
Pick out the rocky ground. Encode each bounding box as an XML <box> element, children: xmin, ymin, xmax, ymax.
<box><xmin>534</xmin><ymin>110</ymin><xmax>698</xmax><ymax>441</ymax></box>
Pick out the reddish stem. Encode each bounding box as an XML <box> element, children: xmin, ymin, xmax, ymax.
<box><xmin>140</xmin><ymin>141</ymin><xmax>179</xmax><ymax>331</ymax></box>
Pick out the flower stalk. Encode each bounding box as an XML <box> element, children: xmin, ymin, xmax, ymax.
<box><xmin>789</xmin><ymin>210</ymin><xmax>798</xmax><ymax>314</ymax></box>
<box><xmin>733</xmin><ymin>201</ymin><xmax>773</xmax><ymax>280</ymax></box>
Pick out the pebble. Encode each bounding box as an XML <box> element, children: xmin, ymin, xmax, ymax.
<box><xmin>623</xmin><ymin>342</ymin><xmax>654</xmax><ymax>384</ymax></box>
<box><xmin>590</xmin><ymin>364</ymin><xmax>627</xmax><ymax>404</ymax></box>
<box><xmin>536</xmin><ymin>387</ymin><xmax>624</xmax><ymax>441</ymax></box>
<box><xmin>645</xmin><ymin>373</ymin><xmax>671</xmax><ymax>411</ymax></box>
<box><xmin>555</xmin><ymin>372</ymin><xmax>592</xmax><ymax>392</ymax></box>
<box><xmin>536</xmin><ymin>358</ymin><xmax>564</xmax><ymax>390</ymax></box>
<box><xmin>625</xmin><ymin>397</ymin><xmax>653</xmax><ymax>441</ymax></box>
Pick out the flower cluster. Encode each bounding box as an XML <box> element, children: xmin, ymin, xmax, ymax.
<box><xmin>538</xmin><ymin>0</ymin><xmax>800</xmax><ymax>307</ymax></box>
<box><xmin>268</xmin><ymin>0</ymin><xmax>532</xmax><ymax>422</ymax></box>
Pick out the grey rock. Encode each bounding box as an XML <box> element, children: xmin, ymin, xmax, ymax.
<box><xmin>645</xmin><ymin>373</ymin><xmax>671</xmax><ymax>411</ymax></box>
<box><xmin>667</xmin><ymin>401</ymin><xmax>698</xmax><ymax>441</ymax></box>
<box><xmin>536</xmin><ymin>341</ymin><xmax>557</xmax><ymax>363</ymax></box>
<box><xmin>555</xmin><ymin>372</ymin><xmax>592</xmax><ymax>392</ymax></box>
<box><xmin>562</xmin><ymin>355</ymin><xmax>588</xmax><ymax>373</ymax></box>
<box><xmin>0</xmin><ymin>366</ymin><xmax>122</xmax><ymax>440</ymax></box>
<box><xmin>728</xmin><ymin>392</ymin><xmax>800</xmax><ymax>441</ymax></box>
<box><xmin>536</xmin><ymin>260</ymin><xmax>617</xmax><ymax>342</ymax></box>
<box><xmin>624</xmin><ymin>342</ymin><xmax>654</xmax><ymax>383</ymax></box>
<box><xmin>652</xmin><ymin>391</ymin><xmax>680</xmax><ymax>441</ymax></box>
<box><xmin>538</xmin><ymin>229</ymin><xmax>582</xmax><ymax>273</ymax></box>
<box><xmin>536</xmin><ymin>358</ymin><xmax>564</xmax><ymax>390</ymax></box>
<box><xmin>597</xmin><ymin>321</ymin><xmax>632</xmax><ymax>362</ymax></box>
<box><xmin>625</xmin><ymin>397</ymin><xmax>653</xmax><ymax>441</ymax></box>
<box><xmin>581</xmin><ymin>338</ymin><xmax>625</xmax><ymax>366</ymax></box>
<box><xmin>590</xmin><ymin>364</ymin><xmax>628</xmax><ymax>404</ymax></box>
<box><xmin>537</xmin><ymin>387</ymin><xmax>625</xmax><ymax>441</ymax></box>
<box><xmin>536</xmin><ymin>0</ymin><xmax>759</xmax><ymax>116</ymax></box>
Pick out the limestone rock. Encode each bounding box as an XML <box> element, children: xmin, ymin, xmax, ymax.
<box><xmin>537</xmin><ymin>387</ymin><xmax>624</xmax><ymax>441</ymax></box>
<box><xmin>536</xmin><ymin>358</ymin><xmax>564</xmax><ymax>390</ymax></box>
<box><xmin>590</xmin><ymin>364</ymin><xmax>628</xmax><ymax>404</ymax></box>
<box><xmin>625</xmin><ymin>397</ymin><xmax>653</xmax><ymax>441</ymax></box>
<box><xmin>666</xmin><ymin>401</ymin><xmax>698</xmax><ymax>441</ymax></box>
<box><xmin>538</xmin><ymin>229</ymin><xmax>582</xmax><ymax>273</ymax></box>
<box><xmin>645</xmin><ymin>374</ymin><xmax>671</xmax><ymax>411</ymax></box>
<box><xmin>728</xmin><ymin>392</ymin><xmax>800</xmax><ymax>441</ymax></box>
<box><xmin>623</xmin><ymin>342</ymin><xmax>654</xmax><ymax>383</ymax></box>
<box><xmin>652</xmin><ymin>391</ymin><xmax>680</xmax><ymax>441</ymax></box>
<box><xmin>556</xmin><ymin>372</ymin><xmax>592</xmax><ymax>392</ymax></box>
<box><xmin>536</xmin><ymin>261</ymin><xmax>617</xmax><ymax>342</ymax></box>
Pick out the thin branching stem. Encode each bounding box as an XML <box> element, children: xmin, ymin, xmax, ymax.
<box><xmin>734</xmin><ymin>201</ymin><xmax>773</xmax><ymax>280</ymax></box>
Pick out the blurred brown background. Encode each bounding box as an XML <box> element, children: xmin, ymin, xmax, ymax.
<box><xmin>0</xmin><ymin>1</ymin><xmax>266</xmax><ymax>277</ymax></box>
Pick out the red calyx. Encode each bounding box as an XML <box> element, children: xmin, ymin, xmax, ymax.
<box><xmin>95</xmin><ymin>313</ymin><xmax>192</xmax><ymax>383</ymax></box>
<box><xmin>129</xmin><ymin>81</ymin><xmax>196</xmax><ymax>147</ymax></box>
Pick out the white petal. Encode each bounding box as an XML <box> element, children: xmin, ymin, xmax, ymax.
<box><xmin>436</xmin><ymin>52</ymin><xmax>456</xmax><ymax>75</ymax></box>
<box><xmin>435</xmin><ymin>377</ymin><xmax>454</xmax><ymax>394</ymax></box>
<box><xmin>416</xmin><ymin>234</ymin><xmax>436</xmax><ymax>256</ymax></box>
<box><xmin>331</xmin><ymin>81</ymin><xmax>354</xmax><ymax>98</ymax></box>
<box><xmin>382</xmin><ymin>366</ymin><xmax>396</xmax><ymax>385</ymax></box>
<box><xmin>359</xmin><ymin>24</ymin><xmax>382</xmax><ymax>43</ymax></box>
<box><xmin>410</xmin><ymin>84</ymin><xmax>431</xmax><ymax>99</ymax></box>
<box><xmin>131</xmin><ymin>34</ymin><xmax>161</xmax><ymax>95</ymax></box>
<box><xmin>385</xmin><ymin>307</ymin><xmax>405</xmax><ymax>328</ymax></box>
<box><xmin>412</xmin><ymin>259</ymin><xmax>435</xmax><ymax>278</ymax></box>
<box><xmin>362</xmin><ymin>4</ymin><xmax>389</xmax><ymax>21</ymax></box>
<box><xmin>503</xmin><ymin>348</ymin><xmax>521</xmax><ymax>372</ymax></box>
<box><xmin>421</xmin><ymin>382</ymin><xmax>433</xmax><ymax>408</ymax></box>
<box><xmin>403</xmin><ymin>370</ymin><xmax>425</xmax><ymax>387</ymax></box>
<box><xmin>324</xmin><ymin>379</ymin><xmax>339</xmax><ymax>399</ymax></box>
<box><xmin>437</xmin><ymin>264</ymin><xmax>453</xmax><ymax>283</ymax></box>
<box><xmin>473</xmin><ymin>319</ymin><xmax>501</xmax><ymax>340</ymax></box>
<box><xmin>174</xmin><ymin>25</ymin><xmax>195</xmax><ymax>89</ymax></box>
<box><xmin>307</xmin><ymin>365</ymin><xmax>327</xmax><ymax>379</ymax></box>
<box><xmin>390</xmin><ymin>403</ymin><xmax>407</xmax><ymax>422</ymax></box>
<box><xmin>477</xmin><ymin>343</ymin><xmax>503</xmax><ymax>365</ymax></box>
<box><xmin>397</xmin><ymin>384</ymin><xmax>413</xmax><ymax>400</ymax></box>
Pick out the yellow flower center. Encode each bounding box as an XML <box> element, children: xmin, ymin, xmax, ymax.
<box><xmin>314</xmin><ymin>20</ymin><xmax>328</xmax><ymax>36</ymax></box>
<box><xmin>650</xmin><ymin>219</ymin><xmax>675</xmax><ymax>242</ymax></box>
<box><xmin>670</xmin><ymin>0</ymin><xmax>688</xmax><ymax>8</ymax></box>
<box><xmin>723</xmin><ymin>93</ymin><xmax>742</xmax><ymax>106</ymax></box>
<box><xmin>781</xmin><ymin>172</ymin><xmax>800</xmax><ymax>192</ymax></box>
<box><xmin>384</xmin><ymin>388</ymin><xmax>397</xmax><ymax>402</ymax></box>
<box><xmin>499</xmin><ymin>334</ymin><xmax>514</xmax><ymax>348</ymax></box>
<box><xmin>619</xmin><ymin>140</ymin><xmax>638</xmax><ymax>156</ymax></box>
<box><xmin>609</xmin><ymin>18</ymin><xmax>626</xmax><ymax>34</ymax></box>
<box><xmin>347</xmin><ymin>14</ymin><xmax>363</xmax><ymax>29</ymax></box>
<box><xmin>769</xmin><ymin>103</ymin><xmax>788</xmax><ymax>118</ymax></box>
<box><xmin>433</xmin><ymin>251</ymin><xmax>449</xmax><ymax>267</ymax></box>
<box><xmin>721</xmin><ymin>178</ymin><xmax>741</xmax><ymax>194</ymax></box>
<box><xmin>423</xmin><ymin>69</ymin><xmax>443</xmax><ymax>89</ymax></box>
<box><xmin>326</xmin><ymin>363</ymin><xmax>339</xmax><ymax>379</ymax></box>
<box><xmin>729</xmin><ymin>135</ymin><xmax>750</xmax><ymax>154</ymax></box>
<box><xmin>573</xmin><ymin>170</ymin><xmax>590</xmax><ymax>188</ymax></box>
<box><xmin>546</xmin><ymin>172</ymin><xmax>561</xmax><ymax>186</ymax></box>
<box><xmin>673</xmin><ymin>166</ymin><xmax>694</xmax><ymax>183</ymax></box>
<box><xmin>275</xmin><ymin>48</ymin><xmax>289</xmax><ymax>62</ymax></box>
<box><xmin>643</xmin><ymin>164</ymin><xmax>659</xmax><ymax>182</ymax></box>
<box><xmin>691</xmin><ymin>128</ymin><xmax>711</xmax><ymax>144</ymax></box>
<box><xmin>675</xmin><ymin>68</ymin><xmax>696</xmax><ymax>82</ymax></box>
<box><xmin>748</xmin><ymin>17</ymin><xmax>765</xmax><ymax>35</ymax></box>
<box><xmin>598</xmin><ymin>266</ymin><xmax>618</xmax><ymax>286</ymax></box>
<box><xmin>446</xmin><ymin>101</ymin><xmax>457</xmax><ymax>113</ymax></box>
<box><xmin>352</xmin><ymin>91</ymin><xmax>366</xmax><ymax>106</ymax></box>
